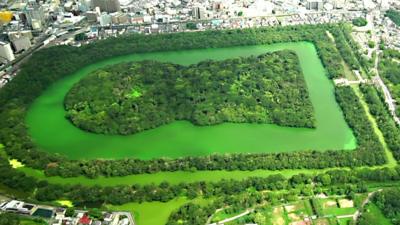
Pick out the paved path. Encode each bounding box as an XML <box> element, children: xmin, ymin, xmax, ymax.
<box><xmin>372</xmin><ymin>54</ymin><xmax>400</xmax><ymax>125</ymax></box>
<box><xmin>209</xmin><ymin>209</ymin><xmax>254</xmax><ymax>225</ymax></box>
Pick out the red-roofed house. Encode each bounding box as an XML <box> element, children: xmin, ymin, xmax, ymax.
<box><xmin>78</xmin><ymin>214</ymin><xmax>91</xmax><ymax>225</ymax></box>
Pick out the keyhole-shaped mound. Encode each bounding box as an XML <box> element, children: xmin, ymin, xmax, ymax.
<box><xmin>64</xmin><ymin>50</ymin><xmax>315</xmax><ymax>135</ymax></box>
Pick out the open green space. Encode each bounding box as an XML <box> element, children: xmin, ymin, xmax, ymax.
<box><xmin>359</xmin><ymin>203</ymin><xmax>393</xmax><ymax>225</ymax></box>
<box><xmin>20</xmin><ymin>219</ymin><xmax>47</xmax><ymax>225</ymax></box>
<box><xmin>26</xmin><ymin>42</ymin><xmax>355</xmax><ymax>159</ymax></box>
<box><xmin>107</xmin><ymin>197</ymin><xmax>208</xmax><ymax>225</ymax></box>
<box><xmin>337</xmin><ymin>217</ymin><xmax>353</xmax><ymax>225</ymax></box>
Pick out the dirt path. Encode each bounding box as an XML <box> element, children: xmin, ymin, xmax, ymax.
<box><xmin>353</xmin><ymin>189</ymin><xmax>382</xmax><ymax>221</ymax></box>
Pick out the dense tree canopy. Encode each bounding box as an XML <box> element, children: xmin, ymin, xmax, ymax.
<box><xmin>65</xmin><ymin>51</ymin><xmax>315</xmax><ymax>135</ymax></box>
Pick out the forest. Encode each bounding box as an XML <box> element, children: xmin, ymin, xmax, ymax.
<box><xmin>0</xmin><ymin>153</ymin><xmax>399</xmax><ymax>209</ymax></box>
<box><xmin>65</xmin><ymin>51</ymin><xmax>315</xmax><ymax>135</ymax></box>
<box><xmin>0</xmin><ymin>24</ymin><xmax>391</xmax><ymax>178</ymax></box>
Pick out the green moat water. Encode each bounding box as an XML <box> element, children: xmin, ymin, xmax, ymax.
<box><xmin>26</xmin><ymin>42</ymin><xmax>356</xmax><ymax>159</ymax></box>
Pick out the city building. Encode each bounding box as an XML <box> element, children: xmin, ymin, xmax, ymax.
<box><xmin>0</xmin><ymin>41</ymin><xmax>15</xmax><ymax>63</ymax></box>
<box><xmin>192</xmin><ymin>6</ymin><xmax>206</xmax><ymax>20</ymax></box>
<box><xmin>306</xmin><ymin>0</ymin><xmax>324</xmax><ymax>10</ymax></box>
<box><xmin>25</xmin><ymin>1</ymin><xmax>45</xmax><ymax>30</ymax></box>
<box><xmin>0</xmin><ymin>200</ymin><xmax>35</xmax><ymax>214</ymax></box>
<box><xmin>91</xmin><ymin>0</ymin><xmax>120</xmax><ymax>13</ymax></box>
<box><xmin>99</xmin><ymin>12</ymin><xmax>112</xmax><ymax>26</ymax></box>
<box><xmin>11</xmin><ymin>36</ymin><xmax>31</xmax><ymax>53</ymax></box>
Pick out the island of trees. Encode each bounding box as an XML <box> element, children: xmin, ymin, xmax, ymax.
<box><xmin>65</xmin><ymin>51</ymin><xmax>315</xmax><ymax>135</ymax></box>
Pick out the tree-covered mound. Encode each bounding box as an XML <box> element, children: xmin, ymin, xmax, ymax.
<box><xmin>64</xmin><ymin>50</ymin><xmax>315</xmax><ymax>135</ymax></box>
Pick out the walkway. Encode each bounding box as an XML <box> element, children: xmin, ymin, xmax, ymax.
<box><xmin>208</xmin><ymin>209</ymin><xmax>254</xmax><ymax>225</ymax></box>
<box><xmin>372</xmin><ymin>52</ymin><xmax>400</xmax><ymax>125</ymax></box>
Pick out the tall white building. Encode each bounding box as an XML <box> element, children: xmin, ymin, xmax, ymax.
<box><xmin>0</xmin><ymin>41</ymin><xmax>15</xmax><ymax>63</ymax></box>
<box><xmin>306</xmin><ymin>0</ymin><xmax>324</xmax><ymax>10</ymax></box>
<box><xmin>192</xmin><ymin>6</ymin><xmax>206</xmax><ymax>20</ymax></box>
<box><xmin>99</xmin><ymin>12</ymin><xmax>112</xmax><ymax>26</ymax></box>
<box><xmin>25</xmin><ymin>3</ymin><xmax>45</xmax><ymax>30</ymax></box>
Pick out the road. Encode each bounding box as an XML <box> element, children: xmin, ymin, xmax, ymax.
<box><xmin>371</xmin><ymin>50</ymin><xmax>400</xmax><ymax>125</ymax></box>
<box><xmin>209</xmin><ymin>209</ymin><xmax>254</xmax><ymax>225</ymax></box>
<box><xmin>368</xmin><ymin>10</ymin><xmax>400</xmax><ymax>125</ymax></box>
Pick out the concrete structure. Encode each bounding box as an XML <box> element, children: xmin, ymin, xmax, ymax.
<box><xmin>85</xmin><ymin>11</ymin><xmax>98</xmax><ymax>22</ymax></box>
<box><xmin>99</xmin><ymin>13</ymin><xmax>112</xmax><ymax>26</ymax></box>
<box><xmin>25</xmin><ymin>2</ymin><xmax>45</xmax><ymax>30</ymax></box>
<box><xmin>0</xmin><ymin>200</ymin><xmax>35</xmax><ymax>214</ymax></box>
<box><xmin>0</xmin><ymin>42</ymin><xmax>15</xmax><ymax>63</ymax></box>
<box><xmin>192</xmin><ymin>6</ymin><xmax>206</xmax><ymax>20</ymax></box>
<box><xmin>306</xmin><ymin>0</ymin><xmax>324</xmax><ymax>10</ymax></box>
<box><xmin>11</xmin><ymin>36</ymin><xmax>31</xmax><ymax>53</ymax></box>
<box><xmin>91</xmin><ymin>0</ymin><xmax>120</xmax><ymax>13</ymax></box>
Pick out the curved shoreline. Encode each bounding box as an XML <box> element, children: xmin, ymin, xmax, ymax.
<box><xmin>26</xmin><ymin>42</ymin><xmax>356</xmax><ymax>160</ymax></box>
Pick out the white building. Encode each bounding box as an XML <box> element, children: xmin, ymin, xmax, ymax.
<box><xmin>99</xmin><ymin>12</ymin><xmax>112</xmax><ymax>26</ymax></box>
<box><xmin>11</xmin><ymin>36</ymin><xmax>31</xmax><ymax>53</ymax></box>
<box><xmin>306</xmin><ymin>0</ymin><xmax>324</xmax><ymax>10</ymax></box>
<box><xmin>0</xmin><ymin>42</ymin><xmax>15</xmax><ymax>63</ymax></box>
<box><xmin>0</xmin><ymin>200</ymin><xmax>35</xmax><ymax>214</ymax></box>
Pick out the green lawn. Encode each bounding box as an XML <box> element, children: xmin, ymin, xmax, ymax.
<box><xmin>211</xmin><ymin>210</ymin><xmax>239</xmax><ymax>223</ymax></box>
<box><xmin>337</xmin><ymin>217</ymin><xmax>353</xmax><ymax>225</ymax></box>
<box><xmin>352</xmin><ymin>85</ymin><xmax>397</xmax><ymax>168</ymax></box>
<box><xmin>320</xmin><ymin>198</ymin><xmax>356</xmax><ymax>216</ymax></box>
<box><xmin>342</xmin><ymin>61</ymin><xmax>357</xmax><ymax>81</ymax></box>
<box><xmin>360</xmin><ymin>203</ymin><xmax>393</xmax><ymax>225</ymax></box>
<box><xmin>20</xmin><ymin>218</ymin><xmax>47</xmax><ymax>225</ymax></box>
<box><xmin>107</xmin><ymin>197</ymin><xmax>209</xmax><ymax>225</ymax></box>
<box><xmin>323</xmin><ymin>207</ymin><xmax>357</xmax><ymax>216</ymax></box>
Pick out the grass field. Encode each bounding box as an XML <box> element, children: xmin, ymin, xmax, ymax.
<box><xmin>337</xmin><ymin>217</ymin><xmax>353</xmax><ymax>225</ymax></box>
<box><xmin>20</xmin><ymin>218</ymin><xmax>47</xmax><ymax>225</ymax></box>
<box><xmin>107</xmin><ymin>197</ymin><xmax>209</xmax><ymax>225</ymax></box>
<box><xmin>352</xmin><ymin>85</ymin><xmax>397</xmax><ymax>168</ymax></box>
<box><xmin>360</xmin><ymin>203</ymin><xmax>393</xmax><ymax>225</ymax></box>
<box><xmin>211</xmin><ymin>210</ymin><xmax>238</xmax><ymax>223</ymax></box>
<box><xmin>321</xmin><ymin>198</ymin><xmax>356</xmax><ymax>216</ymax></box>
